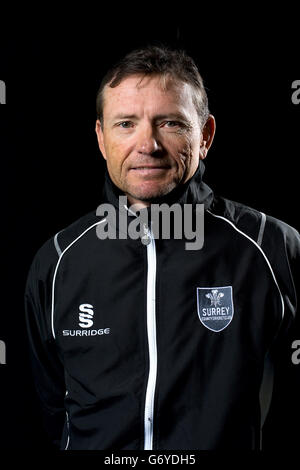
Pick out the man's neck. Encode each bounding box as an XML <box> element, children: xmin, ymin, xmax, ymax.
<box><xmin>126</xmin><ymin>194</ymin><xmax>150</xmax><ymax>210</ymax></box>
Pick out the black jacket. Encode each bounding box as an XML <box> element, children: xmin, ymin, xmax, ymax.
<box><xmin>24</xmin><ymin>162</ymin><xmax>300</xmax><ymax>450</ymax></box>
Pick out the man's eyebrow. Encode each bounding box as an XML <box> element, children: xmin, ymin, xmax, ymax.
<box><xmin>111</xmin><ymin>113</ymin><xmax>190</xmax><ymax>121</ymax></box>
<box><xmin>112</xmin><ymin>114</ymin><xmax>138</xmax><ymax>120</ymax></box>
<box><xmin>153</xmin><ymin>113</ymin><xmax>190</xmax><ymax>121</ymax></box>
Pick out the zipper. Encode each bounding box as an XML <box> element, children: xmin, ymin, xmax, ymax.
<box><xmin>143</xmin><ymin>222</ymin><xmax>158</xmax><ymax>450</ymax></box>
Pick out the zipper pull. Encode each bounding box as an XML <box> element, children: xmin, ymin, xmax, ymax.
<box><xmin>141</xmin><ymin>223</ymin><xmax>151</xmax><ymax>246</ymax></box>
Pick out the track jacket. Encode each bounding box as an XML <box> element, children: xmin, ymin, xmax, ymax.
<box><xmin>24</xmin><ymin>161</ymin><xmax>300</xmax><ymax>450</ymax></box>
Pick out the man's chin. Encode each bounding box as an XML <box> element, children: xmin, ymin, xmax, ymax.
<box><xmin>125</xmin><ymin>184</ymin><xmax>176</xmax><ymax>205</ymax></box>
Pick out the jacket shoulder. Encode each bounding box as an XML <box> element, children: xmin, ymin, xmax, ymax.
<box><xmin>211</xmin><ymin>194</ymin><xmax>300</xmax><ymax>320</ymax></box>
<box><xmin>211</xmin><ymin>195</ymin><xmax>300</xmax><ymax>249</ymax></box>
<box><xmin>26</xmin><ymin>209</ymin><xmax>100</xmax><ymax>284</ymax></box>
<box><xmin>263</xmin><ymin>213</ymin><xmax>300</xmax><ymax>256</ymax></box>
<box><xmin>52</xmin><ymin>209</ymin><xmax>101</xmax><ymax>255</ymax></box>
<box><xmin>211</xmin><ymin>195</ymin><xmax>265</xmax><ymax>242</ymax></box>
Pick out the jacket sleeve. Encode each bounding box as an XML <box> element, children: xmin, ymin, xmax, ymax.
<box><xmin>261</xmin><ymin>216</ymin><xmax>300</xmax><ymax>343</ymax></box>
<box><xmin>24</xmin><ymin>239</ymin><xmax>66</xmax><ymax>450</ymax></box>
<box><xmin>261</xmin><ymin>216</ymin><xmax>300</xmax><ymax>447</ymax></box>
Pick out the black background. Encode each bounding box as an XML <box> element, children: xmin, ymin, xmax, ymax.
<box><xmin>0</xmin><ymin>13</ymin><xmax>299</xmax><ymax>451</ymax></box>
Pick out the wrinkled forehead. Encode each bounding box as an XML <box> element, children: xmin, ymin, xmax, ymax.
<box><xmin>102</xmin><ymin>73</ymin><xmax>196</xmax><ymax>114</ymax></box>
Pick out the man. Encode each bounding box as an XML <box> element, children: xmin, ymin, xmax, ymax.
<box><xmin>25</xmin><ymin>45</ymin><xmax>300</xmax><ymax>450</ymax></box>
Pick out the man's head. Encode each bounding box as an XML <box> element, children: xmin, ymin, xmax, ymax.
<box><xmin>95</xmin><ymin>45</ymin><xmax>216</xmax><ymax>207</ymax></box>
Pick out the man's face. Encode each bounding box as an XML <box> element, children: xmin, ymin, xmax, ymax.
<box><xmin>96</xmin><ymin>74</ymin><xmax>215</xmax><ymax>206</ymax></box>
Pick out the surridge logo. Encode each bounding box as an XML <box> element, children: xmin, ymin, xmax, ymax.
<box><xmin>79</xmin><ymin>303</ymin><xmax>94</xmax><ymax>328</ymax></box>
<box><xmin>62</xmin><ymin>303</ymin><xmax>110</xmax><ymax>337</ymax></box>
<box><xmin>197</xmin><ymin>286</ymin><xmax>234</xmax><ymax>332</ymax></box>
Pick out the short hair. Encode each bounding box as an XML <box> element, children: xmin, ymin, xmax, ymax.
<box><xmin>96</xmin><ymin>45</ymin><xmax>210</xmax><ymax>128</ymax></box>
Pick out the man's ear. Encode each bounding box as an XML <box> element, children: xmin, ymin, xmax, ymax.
<box><xmin>95</xmin><ymin>119</ymin><xmax>107</xmax><ymax>160</ymax></box>
<box><xmin>199</xmin><ymin>114</ymin><xmax>216</xmax><ymax>160</ymax></box>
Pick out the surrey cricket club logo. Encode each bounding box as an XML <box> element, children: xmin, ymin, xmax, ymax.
<box><xmin>197</xmin><ymin>286</ymin><xmax>234</xmax><ymax>332</ymax></box>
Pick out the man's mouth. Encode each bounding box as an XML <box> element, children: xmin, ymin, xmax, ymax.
<box><xmin>130</xmin><ymin>166</ymin><xmax>170</xmax><ymax>175</ymax></box>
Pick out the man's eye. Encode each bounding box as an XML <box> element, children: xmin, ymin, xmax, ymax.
<box><xmin>164</xmin><ymin>121</ymin><xmax>181</xmax><ymax>128</ymax></box>
<box><xmin>118</xmin><ymin>121</ymin><xmax>133</xmax><ymax>128</ymax></box>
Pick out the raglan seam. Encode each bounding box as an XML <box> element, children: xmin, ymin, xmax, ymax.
<box><xmin>206</xmin><ymin>209</ymin><xmax>285</xmax><ymax>321</ymax></box>
<box><xmin>54</xmin><ymin>231</ymin><xmax>63</xmax><ymax>257</ymax></box>
<box><xmin>257</xmin><ymin>212</ymin><xmax>266</xmax><ymax>247</ymax></box>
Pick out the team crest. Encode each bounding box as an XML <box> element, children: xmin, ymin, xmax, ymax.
<box><xmin>197</xmin><ymin>286</ymin><xmax>234</xmax><ymax>332</ymax></box>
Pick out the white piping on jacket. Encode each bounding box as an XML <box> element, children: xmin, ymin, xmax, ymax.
<box><xmin>64</xmin><ymin>390</ymin><xmax>70</xmax><ymax>450</ymax></box>
<box><xmin>207</xmin><ymin>210</ymin><xmax>285</xmax><ymax>320</ymax></box>
<box><xmin>51</xmin><ymin>219</ymin><xmax>107</xmax><ymax>339</ymax></box>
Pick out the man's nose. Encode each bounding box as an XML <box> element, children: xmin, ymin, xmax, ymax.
<box><xmin>136</xmin><ymin>124</ymin><xmax>161</xmax><ymax>155</ymax></box>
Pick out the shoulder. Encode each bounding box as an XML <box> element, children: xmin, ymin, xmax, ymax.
<box><xmin>27</xmin><ymin>209</ymin><xmax>102</xmax><ymax>283</ymax></box>
<box><xmin>52</xmin><ymin>209</ymin><xmax>103</xmax><ymax>255</ymax></box>
<box><xmin>209</xmin><ymin>195</ymin><xmax>300</xmax><ymax>318</ymax></box>
<box><xmin>210</xmin><ymin>194</ymin><xmax>300</xmax><ymax>251</ymax></box>
<box><xmin>263</xmin><ymin>213</ymin><xmax>300</xmax><ymax>256</ymax></box>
